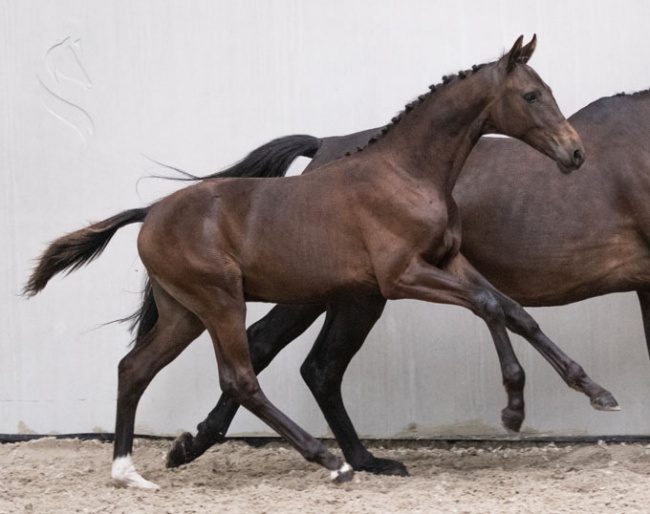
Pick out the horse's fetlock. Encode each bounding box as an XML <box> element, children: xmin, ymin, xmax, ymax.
<box><xmin>504</xmin><ymin>364</ymin><xmax>526</xmax><ymax>389</ymax></box>
<box><xmin>566</xmin><ymin>361</ymin><xmax>587</xmax><ymax>385</ymax></box>
<box><xmin>303</xmin><ymin>439</ymin><xmax>326</xmax><ymax>463</ymax></box>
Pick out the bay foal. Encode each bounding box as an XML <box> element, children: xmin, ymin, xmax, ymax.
<box><xmin>26</xmin><ymin>37</ymin><xmax>608</xmax><ymax>488</ymax></box>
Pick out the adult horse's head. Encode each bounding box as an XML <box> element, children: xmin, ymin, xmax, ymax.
<box><xmin>484</xmin><ymin>35</ymin><xmax>585</xmax><ymax>174</ymax></box>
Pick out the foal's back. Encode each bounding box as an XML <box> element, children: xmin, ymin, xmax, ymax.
<box><xmin>138</xmin><ymin>158</ymin><xmax>403</xmax><ymax>304</ymax></box>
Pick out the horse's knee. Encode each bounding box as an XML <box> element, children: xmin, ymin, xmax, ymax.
<box><xmin>474</xmin><ymin>291</ymin><xmax>505</xmax><ymax>325</ymax></box>
<box><xmin>565</xmin><ymin>361</ymin><xmax>588</xmax><ymax>388</ymax></box>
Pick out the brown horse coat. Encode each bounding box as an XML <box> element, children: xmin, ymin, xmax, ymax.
<box><xmin>27</xmin><ymin>37</ymin><xmax>606</xmax><ymax>488</ymax></box>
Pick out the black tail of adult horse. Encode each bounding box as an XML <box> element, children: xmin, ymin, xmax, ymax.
<box><xmin>168</xmin><ymin>134</ymin><xmax>321</xmax><ymax>180</ymax></box>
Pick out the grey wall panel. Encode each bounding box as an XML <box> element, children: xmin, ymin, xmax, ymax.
<box><xmin>3</xmin><ymin>0</ymin><xmax>650</xmax><ymax>438</ymax></box>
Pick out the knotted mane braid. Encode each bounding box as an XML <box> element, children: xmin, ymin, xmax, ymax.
<box><xmin>344</xmin><ymin>62</ymin><xmax>489</xmax><ymax>157</ymax></box>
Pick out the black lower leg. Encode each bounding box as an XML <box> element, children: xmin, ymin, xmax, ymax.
<box><xmin>301</xmin><ymin>297</ymin><xmax>408</xmax><ymax>476</ymax></box>
<box><xmin>166</xmin><ymin>395</ymin><xmax>239</xmax><ymax>467</ymax></box>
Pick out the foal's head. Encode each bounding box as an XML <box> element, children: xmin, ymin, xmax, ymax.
<box><xmin>483</xmin><ymin>35</ymin><xmax>585</xmax><ymax>174</ymax></box>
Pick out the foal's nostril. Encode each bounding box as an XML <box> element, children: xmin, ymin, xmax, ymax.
<box><xmin>573</xmin><ymin>148</ymin><xmax>585</xmax><ymax>167</ymax></box>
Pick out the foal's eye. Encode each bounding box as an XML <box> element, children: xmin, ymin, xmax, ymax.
<box><xmin>523</xmin><ymin>91</ymin><xmax>539</xmax><ymax>103</ymax></box>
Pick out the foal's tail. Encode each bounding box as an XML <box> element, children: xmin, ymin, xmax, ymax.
<box><xmin>25</xmin><ymin>135</ymin><xmax>320</xmax><ymax>340</ymax></box>
<box><xmin>125</xmin><ymin>133</ymin><xmax>322</xmax><ymax>343</ymax></box>
<box><xmin>23</xmin><ymin>207</ymin><xmax>149</xmax><ymax>297</ymax></box>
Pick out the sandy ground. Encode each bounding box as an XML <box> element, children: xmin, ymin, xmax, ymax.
<box><xmin>1</xmin><ymin>438</ymin><xmax>650</xmax><ymax>514</ymax></box>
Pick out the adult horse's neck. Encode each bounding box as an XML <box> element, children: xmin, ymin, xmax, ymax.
<box><xmin>369</xmin><ymin>65</ymin><xmax>497</xmax><ymax>196</ymax></box>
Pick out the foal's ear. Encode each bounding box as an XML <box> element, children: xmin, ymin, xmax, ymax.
<box><xmin>519</xmin><ymin>34</ymin><xmax>537</xmax><ymax>64</ymax></box>
<box><xmin>501</xmin><ymin>34</ymin><xmax>537</xmax><ymax>72</ymax></box>
<box><xmin>502</xmin><ymin>35</ymin><xmax>524</xmax><ymax>72</ymax></box>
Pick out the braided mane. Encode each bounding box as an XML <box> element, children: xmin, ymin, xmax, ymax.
<box><xmin>344</xmin><ymin>62</ymin><xmax>492</xmax><ymax>157</ymax></box>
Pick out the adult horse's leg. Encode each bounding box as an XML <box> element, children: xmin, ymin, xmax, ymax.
<box><xmin>441</xmin><ymin>254</ymin><xmax>619</xmax><ymax>416</ymax></box>
<box><xmin>300</xmin><ymin>296</ymin><xmax>410</xmax><ymax>476</ymax></box>
<box><xmin>167</xmin><ymin>303</ymin><xmax>326</xmax><ymax>468</ymax></box>
<box><xmin>636</xmin><ymin>290</ymin><xmax>650</xmax><ymax>360</ymax></box>
<box><xmin>112</xmin><ymin>281</ymin><xmax>205</xmax><ymax>489</ymax></box>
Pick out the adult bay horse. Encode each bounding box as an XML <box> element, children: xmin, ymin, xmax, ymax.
<box><xmin>166</xmin><ymin>87</ymin><xmax>650</xmax><ymax>476</ymax></box>
<box><xmin>25</xmin><ymin>36</ymin><xmax>604</xmax><ymax>489</ymax></box>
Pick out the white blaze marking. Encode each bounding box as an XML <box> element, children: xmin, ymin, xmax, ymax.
<box><xmin>112</xmin><ymin>454</ymin><xmax>160</xmax><ymax>489</ymax></box>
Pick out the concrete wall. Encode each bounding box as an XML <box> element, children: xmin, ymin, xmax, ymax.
<box><xmin>3</xmin><ymin>0</ymin><xmax>650</xmax><ymax>439</ymax></box>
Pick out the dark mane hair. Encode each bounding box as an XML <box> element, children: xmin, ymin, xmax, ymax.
<box><xmin>344</xmin><ymin>62</ymin><xmax>492</xmax><ymax>157</ymax></box>
<box><xmin>613</xmin><ymin>87</ymin><xmax>650</xmax><ymax>98</ymax></box>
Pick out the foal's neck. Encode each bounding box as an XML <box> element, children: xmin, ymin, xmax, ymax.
<box><xmin>376</xmin><ymin>66</ymin><xmax>497</xmax><ymax>196</ymax></box>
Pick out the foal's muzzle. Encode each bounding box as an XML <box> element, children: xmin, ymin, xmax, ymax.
<box><xmin>557</xmin><ymin>146</ymin><xmax>586</xmax><ymax>175</ymax></box>
<box><xmin>571</xmin><ymin>148</ymin><xmax>585</xmax><ymax>168</ymax></box>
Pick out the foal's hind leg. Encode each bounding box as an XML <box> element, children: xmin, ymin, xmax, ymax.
<box><xmin>112</xmin><ymin>281</ymin><xmax>205</xmax><ymax>489</ymax></box>
<box><xmin>190</xmin><ymin>284</ymin><xmax>352</xmax><ymax>482</ymax></box>
<box><xmin>167</xmin><ymin>303</ymin><xmax>326</xmax><ymax>468</ymax></box>
<box><xmin>300</xmin><ymin>296</ymin><xmax>409</xmax><ymax>476</ymax></box>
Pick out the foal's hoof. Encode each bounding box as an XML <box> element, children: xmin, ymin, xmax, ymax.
<box><xmin>166</xmin><ymin>432</ymin><xmax>195</xmax><ymax>468</ymax></box>
<box><xmin>330</xmin><ymin>463</ymin><xmax>354</xmax><ymax>484</ymax></box>
<box><xmin>112</xmin><ymin>455</ymin><xmax>161</xmax><ymax>490</ymax></box>
<box><xmin>501</xmin><ymin>407</ymin><xmax>524</xmax><ymax>433</ymax></box>
<box><xmin>357</xmin><ymin>456</ymin><xmax>409</xmax><ymax>477</ymax></box>
<box><xmin>591</xmin><ymin>392</ymin><xmax>621</xmax><ymax>412</ymax></box>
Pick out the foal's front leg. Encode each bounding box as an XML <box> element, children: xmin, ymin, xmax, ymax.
<box><xmin>447</xmin><ymin>254</ymin><xmax>619</xmax><ymax>412</ymax></box>
<box><xmin>384</xmin><ymin>255</ymin><xmax>527</xmax><ymax>431</ymax></box>
<box><xmin>388</xmin><ymin>253</ymin><xmax>619</xmax><ymax>429</ymax></box>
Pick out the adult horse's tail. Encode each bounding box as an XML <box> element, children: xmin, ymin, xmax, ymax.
<box><xmin>23</xmin><ymin>208</ymin><xmax>150</xmax><ymax>297</ymax></box>
<box><xmin>167</xmin><ymin>134</ymin><xmax>321</xmax><ymax>180</ymax></box>
<box><xmin>123</xmin><ymin>134</ymin><xmax>322</xmax><ymax>342</ymax></box>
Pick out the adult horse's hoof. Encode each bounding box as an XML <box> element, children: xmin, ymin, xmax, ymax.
<box><xmin>356</xmin><ymin>456</ymin><xmax>409</xmax><ymax>477</ymax></box>
<box><xmin>591</xmin><ymin>392</ymin><xmax>621</xmax><ymax>411</ymax></box>
<box><xmin>166</xmin><ymin>432</ymin><xmax>196</xmax><ymax>468</ymax></box>
<box><xmin>501</xmin><ymin>407</ymin><xmax>524</xmax><ymax>433</ymax></box>
<box><xmin>331</xmin><ymin>463</ymin><xmax>354</xmax><ymax>483</ymax></box>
